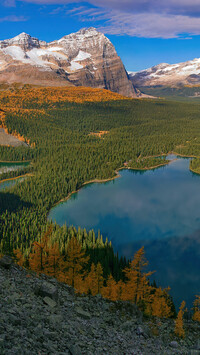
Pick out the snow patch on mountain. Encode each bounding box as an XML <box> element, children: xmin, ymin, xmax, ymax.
<box><xmin>73</xmin><ymin>50</ymin><xmax>91</xmax><ymax>61</ymax></box>
<box><xmin>130</xmin><ymin>57</ymin><xmax>200</xmax><ymax>87</ymax></box>
<box><xmin>1</xmin><ymin>45</ymin><xmax>68</xmax><ymax>69</ymax></box>
<box><xmin>69</xmin><ymin>60</ymin><xmax>83</xmax><ymax>71</ymax></box>
<box><xmin>2</xmin><ymin>46</ymin><xmax>26</xmax><ymax>62</ymax></box>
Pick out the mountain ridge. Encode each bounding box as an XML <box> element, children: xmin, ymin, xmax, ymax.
<box><xmin>129</xmin><ymin>57</ymin><xmax>200</xmax><ymax>88</ymax></box>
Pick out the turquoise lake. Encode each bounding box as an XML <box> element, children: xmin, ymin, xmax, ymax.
<box><xmin>48</xmin><ymin>156</ymin><xmax>200</xmax><ymax>307</ymax></box>
<box><xmin>0</xmin><ymin>162</ymin><xmax>29</xmax><ymax>191</ymax></box>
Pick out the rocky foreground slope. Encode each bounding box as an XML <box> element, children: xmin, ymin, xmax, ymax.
<box><xmin>0</xmin><ymin>28</ymin><xmax>137</xmax><ymax>97</ymax></box>
<box><xmin>0</xmin><ymin>256</ymin><xmax>199</xmax><ymax>355</ymax></box>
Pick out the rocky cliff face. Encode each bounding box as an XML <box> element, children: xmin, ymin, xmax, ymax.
<box><xmin>0</xmin><ymin>255</ymin><xmax>200</xmax><ymax>355</ymax></box>
<box><xmin>129</xmin><ymin>57</ymin><xmax>200</xmax><ymax>87</ymax></box>
<box><xmin>0</xmin><ymin>28</ymin><xmax>137</xmax><ymax>97</ymax></box>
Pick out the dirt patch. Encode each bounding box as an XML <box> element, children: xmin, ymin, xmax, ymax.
<box><xmin>89</xmin><ymin>131</ymin><xmax>109</xmax><ymax>138</ymax></box>
<box><xmin>0</xmin><ymin>128</ymin><xmax>28</xmax><ymax>147</ymax></box>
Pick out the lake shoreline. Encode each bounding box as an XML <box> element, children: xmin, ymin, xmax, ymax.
<box><xmin>0</xmin><ymin>173</ymin><xmax>33</xmax><ymax>184</ymax></box>
<box><xmin>50</xmin><ymin>157</ymin><xmax>176</xmax><ymax>210</ymax></box>
<box><xmin>0</xmin><ymin>160</ymin><xmax>31</xmax><ymax>163</ymax></box>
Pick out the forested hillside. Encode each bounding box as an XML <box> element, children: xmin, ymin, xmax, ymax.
<box><xmin>1</xmin><ymin>86</ymin><xmax>200</xmax><ymax>318</ymax></box>
<box><xmin>2</xmin><ymin>86</ymin><xmax>200</xmax><ymax>252</ymax></box>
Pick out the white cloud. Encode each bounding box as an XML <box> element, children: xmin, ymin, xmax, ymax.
<box><xmin>3</xmin><ymin>0</ymin><xmax>16</xmax><ymax>7</ymax></box>
<box><xmin>0</xmin><ymin>15</ymin><xmax>27</xmax><ymax>22</ymax></box>
<box><xmin>13</xmin><ymin>0</ymin><xmax>200</xmax><ymax>38</ymax></box>
<box><xmin>16</xmin><ymin>0</ymin><xmax>200</xmax><ymax>16</ymax></box>
<box><xmin>66</xmin><ymin>6</ymin><xmax>200</xmax><ymax>39</ymax></box>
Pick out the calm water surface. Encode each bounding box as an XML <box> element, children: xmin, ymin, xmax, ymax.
<box><xmin>0</xmin><ymin>162</ymin><xmax>29</xmax><ymax>191</ymax></box>
<box><xmin>49</xmin><ymin>156</ymin><xmax>200</xmax><ymax>306</ymax></box>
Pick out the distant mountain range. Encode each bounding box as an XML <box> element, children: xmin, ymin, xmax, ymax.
<box><xmin>0</xmin><ymin>28</ymin><xmax>138</xmax><ymax>98</ymax></box>
<box><xmin>129</xmin><ymin>58</ymin><xmax>200</xmax><ymax>88</ymax></box>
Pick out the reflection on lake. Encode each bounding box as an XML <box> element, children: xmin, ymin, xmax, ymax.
<box><xmin>0</xmin><ymin>177</ymin><xmax>25</xmax><ymax>191</ymax></box>
<box><xmin>48</xmin><ymin>157</ymin><xmax>200</xmax><ymax>306</ymax></box>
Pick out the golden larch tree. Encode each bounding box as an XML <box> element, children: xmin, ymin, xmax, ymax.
<box><xmin>175</xmin><ymin>301</ymin><xmax>186</xmax><ymax>338</ymax></box>
<box><xmin>102</xmin><ymin>274</ymin><xmax>118</xmax><ymax>301</ymax></box>
<box><xmin>193</xmin><ymin>295</ymin><xmax>200</xmax><ymax>322</ymax></box>
<box><xmin>14</xmin><ymin>249</ymin><xmax>25</xmax><ymax>268</ymax></box>
<box><xmin>150</xmin><ymin>287</ymin><xmax>173</xmax><ymax>318</ymax></box>
<box><xmin>29</xmin><ymin>226</ymin><xmax>52</xmax><ymax>273</ymax></box>
<box><xmin>116</xmin><ymin>280</ymin><xmax>126</xmax><ymax>301</ymax></box>
<box><xmin>45</xmin><ymin>241</ymin><xmax>62</xmax><ymax>278</ymax></box>
<box><xmin>85</xmin><ymin>263</ymin><xmax>98</xmax><ymax>296</ymax></box>
<box><xmin>64</xmin><ymin>236</ymin><xmax>89</xmax><ymax>288</ymax></box>
<box><xmin>122</xmin><ymin>247</ymin><xmax>153</xmax><ymax>304</ymax></box>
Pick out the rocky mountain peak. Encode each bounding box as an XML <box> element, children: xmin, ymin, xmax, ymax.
<box><xmin>60</xmin><ymin>27</ymin><xmax>103</xmax><ymax>40</ymax></box>
<box><xmin>75</xmin><ymin>27</ymin><xmax>101</xmax><ymax>36</ymax></box>
<box><xmin>56</xmin><ymin>26</ymin><xmax>110</xmax><ymax>52</ymax></box>
<box><xmin>0</xmin><ymin>28</ymin><xmax>138</xmax><ymax>97</ymax></box>
<box><xmin>0</xmin><ymin>32</ymin><xmax>46</xmax><ymax>51</ymax></box>
<box><xmin>11</xmin><ymin>32</ymin><xmax>30</xmax><ymax>40</ymax></box>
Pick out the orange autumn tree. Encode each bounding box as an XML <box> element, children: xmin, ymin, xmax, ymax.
<box><xmin>175</xmin><ymin>301</ymin><xmax>186</xmax><ymax>338</ymax></box>
<box><xmin>116</xmin><ymin>280</ymin><xmax>126</xmax><ymax>301</ymax></box>
<box><xmin>149</xmin><ymin>287</ymin><xmax>173</xmax><ymax>318</ymax></box>
<box><xmin>122</xmin><ymin>247</ymin><xmax>153</xmax><ymax>306</ymax></box>
<box><xmin>29</xmin><ymin>226</ymin><xmax>52</xmax><ymax>273</ymax></box>
<box><xmin>64</xmin><ymin>236</ymin><xmax>89</xmax><ymax>288</ymax></box>
<box><xmin>45</xmin><ymin>241</ymin><xmax>64</xmax><ymax>278</ymax></box>
<box><xmin>193</xmin><ymin>295</ymin><xmax>200</xmax><ymax>322</ymax></box>
<box><xmin>14</xmin><ymin>248</ymin><xmax>25</xmax><ymax>268</ymax></box>
<box><xmin>102</xmin><ymin>274</ymin><xmax>118</xmax><ymax>301</ymax></box>
<box><xmin>85</xmin><ymin>263</ymin><xmax>99</xmax><ymax>296</ymax></box>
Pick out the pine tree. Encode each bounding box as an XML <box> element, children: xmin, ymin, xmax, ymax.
<box><xmin>96</xmin><ymin>262</ymin><xmax>104</xmax><ymax>294</ymax></box>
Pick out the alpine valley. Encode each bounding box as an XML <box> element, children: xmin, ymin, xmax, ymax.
<box><xmin>0</xmin><ymin>26</ymin><xmax>200</xmax><ymax>355</ymax></box>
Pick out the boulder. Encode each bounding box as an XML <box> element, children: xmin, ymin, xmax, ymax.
<box><xmin>75</xmin><ymin>307</ymin><xmax>91</xmax><ymax>320</ymax></box>
<box><xmin>43</xmin><ymin>296</ymin><xmax>57</xmax><ymax>308</ymax></box>
<box><xmin>35</xmin><ymin>281</ymin><xmax>58</xmax><ymax>301</ymax></box>
<box><xmin>169</xmin><ymin>341</ymin><xmax>179</xmax><ymax>348</ymax></box>
<box><xmin>0</xmin><ymin>255</ymin><xmax>13</xmax><ymax>269</ymax></box>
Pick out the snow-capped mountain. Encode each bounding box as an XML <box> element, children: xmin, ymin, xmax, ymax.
<box><xmin>129</xmin><ymin>58</ymin><xmax>200</xmax><ymax>87</ymax></box>
<box><xmin>0</xmin><ymin>28</ymin><xmax>137</xmax><ymax>97</ymax></box>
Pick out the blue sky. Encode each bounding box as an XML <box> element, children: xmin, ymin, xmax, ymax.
<box><xmin>1</xmin><ymin>0</ymin><xmax>200</xmax><ymax>71</ymax></box>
